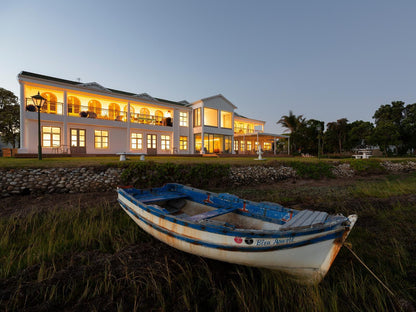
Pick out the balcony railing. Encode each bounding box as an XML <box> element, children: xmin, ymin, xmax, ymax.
<box><xmin>234</xmin><ymin>126</ymin><xmax>255</xmax><ymax>134</ymax></box>
<box><xmin>25</xmin><ymin>99</ymin><xmax>173</xmax><ymax>127</ymax></box>
<box><xmin>25</xmin><ymin>98</ymin><xmax>63</xmax><ymax>114</ymax></box>
<box><xmin>130</xmin><ymin>113</ymin><xmax>172</xmax><ymax>127</ymax></box>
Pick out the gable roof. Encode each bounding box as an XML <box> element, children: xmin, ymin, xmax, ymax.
<box><xmin>18</xmin><ymin>71</ymin><xmax>187</xmax><ymax>107</ymax></box>
<box><xmin>199</xmin><ymin>94</ymin><xmax>238</xmax><ymax>109</ymax></box>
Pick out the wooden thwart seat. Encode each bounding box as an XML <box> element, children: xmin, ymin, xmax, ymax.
<box><xmin>280</xmin><ymin>210</ymin><xmax>328</xmax><ymax>230</ymax></box>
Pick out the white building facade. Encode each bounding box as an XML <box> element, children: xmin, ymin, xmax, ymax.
<box><xmin>18</xmin><ymin>71</ymin><xmax>281</xmax><ymax>156</ymax></box>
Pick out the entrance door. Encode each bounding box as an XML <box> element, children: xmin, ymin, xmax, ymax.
<box><xmin>70</xmin><ymin>128</ymin><xmax>86</xmax><ymax>154</ymax></box>
<box><xmin>147</xmin><ymin>134</ymin><xmax>157</xmax><ymax>155</ymax></box>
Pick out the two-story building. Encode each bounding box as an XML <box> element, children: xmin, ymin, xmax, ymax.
<box><xmin>17</xmin><ymin>71</ymin><xmax>286</xmax><ymax>156</ymax></box>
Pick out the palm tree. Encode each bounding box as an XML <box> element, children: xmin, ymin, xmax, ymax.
<box><xmin>277</xmin><ymin>111</ymin><xmax>304</xmax><ymax>154</ymax></box>
<box><xmin>277</xmin><ymin>110</ymin><xmax>304</xmax><ymax>133</ymax></box>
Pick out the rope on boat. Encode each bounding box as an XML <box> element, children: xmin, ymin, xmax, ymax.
<box><xmin>344</xmin><ymin>244</ymin><xmax>396</xmax><ymax>299</ymax></box>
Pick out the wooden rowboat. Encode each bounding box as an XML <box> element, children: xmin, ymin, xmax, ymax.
<box><xmin>117</xmin><ymin>183</ymin><xmax>357</xmax><ymax>284</ymax></box>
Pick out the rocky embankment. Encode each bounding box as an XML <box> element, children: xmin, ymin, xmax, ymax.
<box><xmin>1</xmin><ymin>161</ymin><xmax>415</xmax><ymax>197</ymax></box>
<box><xmin>1</xmin><ymin>167</ymin><xmax>122</xmax><ymax>197</ymax></box>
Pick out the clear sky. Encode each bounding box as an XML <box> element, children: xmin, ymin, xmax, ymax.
<box><xmin>1</xmin><ymin>0</ymin><xmax>415</xmax><ymax>133</ymax></box>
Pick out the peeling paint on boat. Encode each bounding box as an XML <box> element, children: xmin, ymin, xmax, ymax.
<box><xmin>117</xmin><ymin>183</ymin><xmax>357</xmax><ymax>284</ymax></box>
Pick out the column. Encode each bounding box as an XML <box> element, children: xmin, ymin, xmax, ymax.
<box><xmin>63</xmin><ymin>91</ymin><xmax>68</xmax><ymax>149</ymax></box>
<box><xmin>126</xmin><ymin>101</ymin><xmax>131</xmax><ymax>151</ymax></box>
<box><xmin>188</xmin><ymin>109</ymin><xmax>193</xmax><ymax>154</ymax></box>
<box><xmin>18</xmin><ymin>82</ymin><xmax>26</xmax><ymax>152</ymax></box>
<box><xmin>200</xmin><ymin>107</ymin><xmax>205</xmax><ymax>154</ymax></box>
<box><xmin>173</xmin><ymin>108</ymin><xmax>180</xmax><ymax>154</ymax></box>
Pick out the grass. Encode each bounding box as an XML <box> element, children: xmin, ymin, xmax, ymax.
<box><xmin>0</xmin><ymin>174</ymin><xmax>415</xmax><ymax>311</ymax></box>
<box><xmin>0</xmin><ymin>155</ymin><xmax>414</xmax><ymax>169</ymax></box>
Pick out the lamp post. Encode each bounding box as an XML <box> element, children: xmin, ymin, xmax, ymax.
<box><xmin>317</xmin><ymin>124</ymin><xmax>322</xmax><ymax>160</ymax></box>
<box><xmin>31</xmin><ymin>92</ymin><xmax>46</xmax><ymax>160</ymax></box>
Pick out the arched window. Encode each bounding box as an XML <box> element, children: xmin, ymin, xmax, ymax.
<box><xmin>41</xmin><ymin>92</ymin><xmax>57</xmax><ymax>114</ymax></box>
<box><xmin>155</xmin><ymin>110</ymin><xmax>163</xmax><ymax>125</ymax></box>
<box><xmin>88</xmin><ymin>100</ymin><xmax>102</xmax><ymax>117</ymax></box>
<box><xmin>109</xmin><ymin>103</ymin><xmax>120</xmax><ymax>120</ymax></box>
<box><xmin>140</xmin><ymin>107</ymin><xmax>150</xmax><ymax>123</ymax></box>
<box><xmin>67</xmin><ymin>96</ymin><xmax>81</xmax><ymax>115</ymax></box>
<box><xmin>140</xmin><ymin>107</ymin><xmax>149</xmax><ymax>116</ymax></box>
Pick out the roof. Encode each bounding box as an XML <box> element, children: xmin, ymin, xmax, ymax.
<box><xmin>234</xmin><ymin>112</ymin><xmax>265</xmax><ymax>123</ymax></box>
<box><xmin>198</xmin><ymin>94</ymin><xmax>238</xmax><ymax>109</ymax></box>
<box><xmin>18</xmin><ymin>71</ymin><xmax>187</xmax><ymax>107</ymax></box>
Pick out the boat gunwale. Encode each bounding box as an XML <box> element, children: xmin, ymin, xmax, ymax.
<box><xmin>118</xmin><ymin>199</ymin><xmax>346</xmax><ymax>252</ymax></box>
<box><xmin>117</xmin><ymin>188</ymin><xmax>349</xmax><ymax>239</ymax></box>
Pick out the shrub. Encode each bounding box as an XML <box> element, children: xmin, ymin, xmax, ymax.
<box><xmin>348</xmin><ymin>159</ymin><xmax>386</xmax><ymax>175</ymax></box>
<box><xmin>120</xmin><ymin>162</ymin><xmax>230</xmax><ymax>188</ymax></box>
<box><xmin>288</xmin><ymin>161</ymin><xmax>335</xmax><ymax>179</ymax></box>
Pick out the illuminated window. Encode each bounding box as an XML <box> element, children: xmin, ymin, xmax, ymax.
<box><xmin>204</xmin><ymin>107</ymin><xmax>218</xmax><ymax>127</ymax></box>
<box><xmin>234</xmin><ymin>140</ymin><xmax>238</xmax><ymax>151</ymax></box>
<box><xmin>180</xmin><ymin>112</ymin><xmax>188</xmax><ymax>127</ymax></box>
<box><xmin>247</xmin><ymin>141</ymin><xmax>252</xmax><ymax>152</ymax></box>
<box><xmin>67</xmin><ymin>96</ymin><xmax>81</xmax><ymax>115</ymax></box>
<box><xmin>264</xmin><ymin>142</ymin><xmax>272</xmax><ymax>151</ymax></box>
<box><xmin>42</xmin><ymin>126</ymin><xmax>60</xmax><ymax>147</ymax></box>
<box><xmin>221</xmin><ymin>111</ymin><xmax>232</xmax><ymax>128</ymax></box>
<box><xmin>193</xmin><ymin>108</ymin><xmax>201</xmax><ymax>127</ymax></box>
<box><xmin>71</xmin><ymin>129</ymin><xmax>85</xmax><ymax>147</ymax></box>
<box><xmin>194</xmin><ymin>134</ymin><xmax>202</xmax><ymax>153</ymax></box>
<box><xmin>131</xmin><ymin>133</ymin><xmax>143</xmax><ymax>149</ymax></box>
<box><xmin>161</xmin><ymin>135</ymin><xmax>170</xmax><ymax>150</ymax></box>
<box><xmin>140</xmin><ymin>107</ymin><xmax>149</xmax><ymax>116</ymax></box>
<box><xmin>155</xmin><ymin>110</ymin><xmax>163</xmax><ymax>125</ymax></box>
<box><xmin>41</xmin><ymin>92</ymin><xmax>57</xmax><ymax>114</ymax></box>
<box><xmin>224</xmin><ymin>136</ymin><xmax>231</xmax><ymax>153</ymax></box>
<box><xmin>88</xmin><ymin>100</ymin><xmax>102</xmax><ymax>116</ymax></box>
<box><xmin>140</xmin><ymin>108</ymin><xmax>150</xmax><ymax>123</ymax></box>
<box><xmin>109</xmin><ymin>103</ymin><xmax>120</xmax><ymax>120</ymax></box>
<box><xmin>240</xmin><ymin>141</ymin><xmax>245</xmax><ymax>152</ymax></box>
<box><xmin>94</xmin><ymin>130</ymin><xmax>108</xmax><ymax>149</ymax></box>
<box><xmin>180</xmin><ymin>136</ymin><xmax>188</xmax><ymax>150</ymax></box>
<box><xmin>147</xmin><ymin>134</ymin><xmax>157</xmax><ymax>149</ymax></box>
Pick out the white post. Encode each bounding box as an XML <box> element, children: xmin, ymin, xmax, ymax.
<box><xmin>63</xmin><ymin>91</ymin><xmax>68</xmax><ymax>151</ymax></box>
<box><xmin>126</xmin><ymin>101</ymin><xmax>131</xmax><ymax>152</ymax></box>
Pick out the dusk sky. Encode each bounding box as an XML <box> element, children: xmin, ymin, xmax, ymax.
<box><xmin>1</xmin><ymin>0</ymin><xmax>416</xmax><ymax>133</ymax></box>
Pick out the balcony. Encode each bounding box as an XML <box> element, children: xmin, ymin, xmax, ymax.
<box><xmin>25</xmin><ymin>98</ymin><xmax>173</xmax><ymax>127</ymax></box>
<box><xmin>130</xmin><ymin>113</ymin><xmax>172</xmax><ymax>127</ymax></box>
<box><xmin>25</xmin><ymin>98</ymin><xmax>63</xmax><ymax>114</ymax></box>
<box><xmin>234</xmin><ymin>126</ymin><xmax>255</xmax><ymax>134</ymax></box>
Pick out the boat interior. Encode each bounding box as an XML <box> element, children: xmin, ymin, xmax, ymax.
<box><xmin>151</xmin><ymin>198</ymin><xmax>283</xmax><ymax>231</ymax></box>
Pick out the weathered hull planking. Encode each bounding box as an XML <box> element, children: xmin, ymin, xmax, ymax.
<box><xmin>117</xmin><ymin>183</ymin><xmax>357</xmax><ymax>284</ymax></box>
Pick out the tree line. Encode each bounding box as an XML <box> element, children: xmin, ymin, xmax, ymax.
<box><xmin>278</xmin><ymin>101</ymin><xmax>416</xmax><ymax>156</ymax></box>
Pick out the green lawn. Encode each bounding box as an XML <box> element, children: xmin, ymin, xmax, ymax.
<box><xmin>0</xmin><ymin>155</ymin><xmax>413</xmax><ymax>169</ymax></box>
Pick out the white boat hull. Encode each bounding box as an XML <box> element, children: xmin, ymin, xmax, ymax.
<box><xmin>118</xmin><ymin>193</ymin><xmax>357</xmax><ymax>284</ymax></box>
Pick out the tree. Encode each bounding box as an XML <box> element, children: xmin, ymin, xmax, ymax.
<box><xmin>372</xmin><ymin>120</ymin><xmax>401</xmax><ymax>156</ymax></box>
<box><xmin>347</xmin><ymin>120</ymin><xmax>374</xmax><ymax>149</ymax></box>
<box><xmin>372</xmin><ymin>101</ymin><xmax>416</xmax><ymax>155</ymax></box>
<box><xmin>277</xmin><ymin>111</ymin><xmax>304</xmax><ymax>154</ymax></box>
<box><xmin>401</xmin><ymin>103</ymin><xmax>416</xmax><ymax>154</ymax></box>
<box><xmin>0</xmin><ymin>88</ymin><xmax>20</xmax><ymax>148</ymax></box>
<box><xmin>293</xmin><ymin>119</ymin><xmax>324</xmax><ymax>155</ymax></box>
<box><xmin>325</xmin><ymin>118</ymin><xmax>348</xmax><ymax>153</ymax></box>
